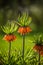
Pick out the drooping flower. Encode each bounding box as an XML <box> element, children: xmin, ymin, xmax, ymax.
<box><xmin>3</xmin><ymin>35</ymin><xmax>16</xmax><ymax>42</ymax></box>
<box><xmin>33</xmin><ymin>35</ymin><xmax>43</xmax><ymax>56</ymax></box>
<box><xmin>33</xmin><ymin>45</ymin><xmax>43</xmax><ymax>56</ymax></box>
<box><xmin>18</xmin><ymin>26</ymin><xmax>32</xmax><ymax>35</ymax></box>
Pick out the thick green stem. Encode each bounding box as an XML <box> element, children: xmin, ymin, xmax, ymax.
<box><xmin>8</xmin><ymin>42</ymin><xmax>11</xmax><ymax>64</ymax></box>
<box><xmin>38</xmin><ymin>51</ymin><xmax>40</xmax><ymax>65</ymax></box>
<box><xmin>22</xmin><ymin>34</ymin><xmax>25</xmax><ymax>65</ymax></box>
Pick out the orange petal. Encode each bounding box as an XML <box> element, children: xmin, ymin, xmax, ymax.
<box><xmin>26</xmin><ymin>27</ymin><xmax>32</xmax><ymax>33</ymax></box>
<box><xmin>40</xmin><ymin>51</ymin><xmax>43</xmax><ymax>56</ymax></box>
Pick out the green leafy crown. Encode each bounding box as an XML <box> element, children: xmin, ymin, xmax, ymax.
<box><xmin>15</xmin><ymin>12</ymin><xmax>32</xmax><ymax>26</ymax></box>
<box><xmin>34</xmin><ymin>34</ymin><xmax>43</xmax><ymax>45</ymax></box>
<box><xmin>1</xmin><ymin>20</ymin><xmax>18</xmax><ymax>34</ymax></box>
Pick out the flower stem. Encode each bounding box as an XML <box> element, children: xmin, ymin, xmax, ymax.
<box><xmin>22</xmin><ymin>34</ymin><xmax>25</xmax><ymax>65</ymax></box>
<box><xmin>38</xmin><ymin>51</ymin><xmax>40</xmax><ymax>65</ymax></box>
<box><xmin>8</xmin><ymin>42</ymin><xmax>11</xmax><ymax>65</ymax></box>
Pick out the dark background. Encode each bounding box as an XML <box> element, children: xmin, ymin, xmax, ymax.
<box><xmin>0</xmin><ymin>0</ymin><xmax>43</xmax><ymax>32</ymax></box>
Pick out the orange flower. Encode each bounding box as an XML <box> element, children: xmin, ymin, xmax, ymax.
<box><xmin>18</xmin><ymin>27</ymin><xmax>32</xmax><ymax>35</ymax></box>
<box><xmin>33</xmin><ymin>45</ymin><xmax>43</xmax><ymax>56</ymax></box>
<box><xmin>3</xmin><ymin>35</ymin><xmax>16</xmax><ymax>42</ymax></box>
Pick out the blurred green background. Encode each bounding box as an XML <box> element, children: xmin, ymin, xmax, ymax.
<box><xmin>0</xmin><ymin>1</ymin><xmax>43</xmax><ymax>64</ymax></box>
<box><xmin>0</xmin><ymin>0</ymin><xmax>43</xmax><ymax>33</ymax></box>
<box><xmin>0</xmin><ymin>0</ymin><xmax>43</xmax><ymax>51</ymax></box>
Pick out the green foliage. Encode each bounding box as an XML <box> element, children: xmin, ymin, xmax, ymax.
<box><xmin>1</xmin><ymin>21</ymin><xmax>18</xmax><ymax>34</ymax></box>
<box><xmin>33</xmin><ymin>34</ymin><xmax>43</xmax><ymax>45</ymax></box>
<box><xmin>16</xmin><ymin>12</ymin><xmax>32</xmax><ymax>26</ymax></box>
<box><xmin>0</xmin><ymin>49</ymin><xmax>39</xmax><ymax>65</ymax></box>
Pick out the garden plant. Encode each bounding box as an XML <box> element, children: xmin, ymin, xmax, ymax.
<box><xmin>0</xmin><ymin>13</ymin><xmax>43</xmax><ymax>65</ymax></box>
<box><xmin>15</xmin><ymin>12</ymin><xmax>32</xmax><ymax>65</ymax></box>
<box><xmin>33</xmin><ymin>35</ymin><xmax>43</xmax><ymax>65</ymax></box>
<box><xmin>1</xmin><ymin>21</ymin><xmax>18</xmax><ymax>65</ymax></box>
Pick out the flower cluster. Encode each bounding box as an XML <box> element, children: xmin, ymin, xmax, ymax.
<box><xmin>18</xmin><ymin>26</ymin><xmax>32</xmax><ymax>35</ymax></box>
<box><xmin>3</xmin><ymin>35</ymin><xmax>16</xmax><ymax>42</ymax></box>
<box><xmin>33</xmin><ymin>35</ymin><xmax>43</xmax><ymax>56</ymax></box>
<box><xmin>33</xmin><ymin>45</ymin><xmax>43</xmax><ymax>56</ymax></box>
